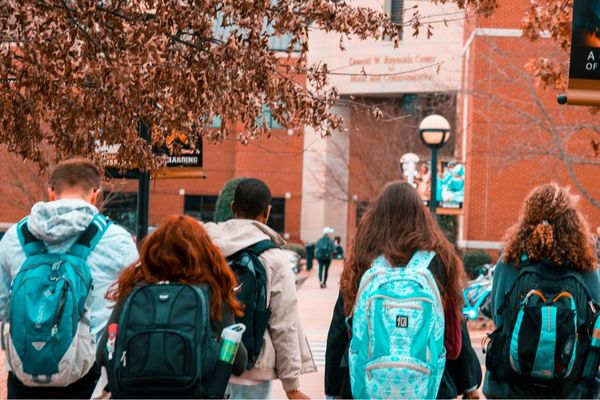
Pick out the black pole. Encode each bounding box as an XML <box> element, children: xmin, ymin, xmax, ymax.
<box><xmin>136</xmin><ymin>121</ymin><xmax>150</xmax><ymax>245</ymax></box>
<box><xmin>429</xmin><ymin>147</ymin><xmax>438</xmax><ymax>214</ymax></box>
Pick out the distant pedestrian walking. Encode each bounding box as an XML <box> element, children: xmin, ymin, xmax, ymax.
<box><xmin>97</xmin><ymin>215</ymin><xmax>247</xmax><ymax>398</ymax></box>
<box><xmin>316</xmin><ymin>227</ymin><xmax>335</xmax><ymax>288</ymax></box>
<box><xmin>333</xmin><ymin>236</ymin><xmax>344</xmax><ymax>260</ymax></box>
<box><xmin>484</xmin><ymin>183</ymin><xmax>600</xmax><ymax>399</ymax></box>
<box><xmin>0</xmin><ymin>158</ymin><xmax>138</xmax><ymax>399</ymax></box>
<box><xmin>340</xmin><ymin>181</ymin><xmax>466</xmax><ymax>399</ymax></box>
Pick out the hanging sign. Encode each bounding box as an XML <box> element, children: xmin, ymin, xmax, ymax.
<box><xmin>566</xmin><ymin>0</ymin><xmax>600</xmax><ymax>105</ymax></box>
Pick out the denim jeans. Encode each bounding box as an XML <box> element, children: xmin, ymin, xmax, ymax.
<box><xmin>226</xmin><ymin>381</ymin><xmax>273</xmax><ymax>399</ymax></box>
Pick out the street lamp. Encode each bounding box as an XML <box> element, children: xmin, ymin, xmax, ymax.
<box><xmin>419</xmin><ymin>114</ymin><xmax>451</xmax><ymax>213</ymax></box>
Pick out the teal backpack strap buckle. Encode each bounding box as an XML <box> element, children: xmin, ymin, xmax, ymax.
<box><xmin>16</xmin><ymin>218</ymin><xmax>46</xmax><ymax>257</ymax></box>
<box><xmin>69</xmin><ymin>214</ymin><xmax>112</xmax><ymax>259</ymax></box>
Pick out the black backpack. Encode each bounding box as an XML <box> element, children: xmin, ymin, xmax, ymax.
<box><xmin>485</xmin><ymin>260</ymin><xmax>599</xmax><ymax>398</ymax></box>
<box><xmin>105</xmin><ymin>283</ymin><xmax>219</xmax><ymax>399</ymax></box>
<box><xmin>227</xmin><ymin>240</ymin><xmax>276</xmax><ymax>369</ymax></box>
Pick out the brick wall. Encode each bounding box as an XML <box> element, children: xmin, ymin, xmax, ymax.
<box><xmin>462</xmin><ymin>0</ymin><xmax>600</xmax><ymax>249</ymax></box>
<box><xmin>0</xmin><ymin>129</ymin><xmax>305</xmax><ymax>242</ymax></box>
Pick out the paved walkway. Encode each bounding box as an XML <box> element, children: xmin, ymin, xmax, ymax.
<box><xmin>272</xmin><ymin>260</ymin><xmax>344</xmax><ymax>399</ymax></box>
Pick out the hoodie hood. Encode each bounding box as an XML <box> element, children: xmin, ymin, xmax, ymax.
<box><xmin>203</xmin><ymin>219</ymin><xmax>285</xmax><ymax>257</ymax></box>
<box><xmin>28</xmin><ymin>199</ymin><xmax>98</xmax><ymax>244</ymax></box>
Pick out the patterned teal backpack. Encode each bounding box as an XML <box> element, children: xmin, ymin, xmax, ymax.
<box><xmin>1</xmin><ymin>214</ymin><xmax>110</xmax><ymax>386</ymax></box>
<box><xmin>349</xmin><ymin>251</ymin><xmax>445</xmax><ymax>399</ymax></box>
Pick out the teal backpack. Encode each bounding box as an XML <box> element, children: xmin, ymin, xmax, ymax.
<box><xmin>315</xmin><ymin>236</ymin><xmax>334</xmax><ymax>260</ymax></box>
<box><xmin>1</xmin><ymin>214</ymin><xmax>110</xmax><ymax>386</ymax></box>
<box><xmin>349</xmin><ymin>251</ymin><xmax>446</xmax><ymax>399</ymax></box>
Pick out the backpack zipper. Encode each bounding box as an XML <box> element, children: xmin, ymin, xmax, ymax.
<box><xmin>366</xmin><ymin>361</ymin><xmax>430</xmax><ymax>379</ymax></box>
<box><xmin>120</xmin><ymin>350</ymin><xmax>127</xmax><ymax>367</ymax></box>
<box><xmin>51</xmin><ymin>282</ymin><xmax>69</xmax><ymax>336</ymax></box>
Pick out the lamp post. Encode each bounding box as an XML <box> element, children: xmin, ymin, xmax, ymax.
<box><xmin>419</xmin><ymin>114</ymin><xmax>451</xmax><ymax>213</ymax></box>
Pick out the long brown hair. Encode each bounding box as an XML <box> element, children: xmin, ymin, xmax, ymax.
<box><xmin>107</xmin><ymin>215</ymin><xmax>243</xmax><ymax>320</ymax></box>
<box><xmin>340</xmin><ymin>181</ymin><xmax>465</xmax><ymax>315</ymax></box>
<box><xmin>503</xmin><ymin>183</ymin><xmax>598</xmax><ymax>272</ymax></box>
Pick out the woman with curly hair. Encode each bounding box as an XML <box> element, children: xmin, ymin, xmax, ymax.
<box><xmin>330</xmin><ymin>181</ymin><xmax>480</xmax><ymax>399</ymax></box>
<box><xmin>484</xmin><ymin>183</ymin><xmax>600</xmax><ymax>399</ymax></box>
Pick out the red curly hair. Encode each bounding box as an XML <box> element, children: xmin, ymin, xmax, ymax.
<box><xmin>503</xmin><ymin>183</ymin><xmax>598</xmax><ymax>272</ymax></box>
<box><xmin>107</xmin><ymin>215</ymin><xmax>243</xmax><ymax>320</ymax></box>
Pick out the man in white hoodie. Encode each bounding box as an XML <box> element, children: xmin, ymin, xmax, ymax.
<box><xmin>0</xmin><ymin>158</ymin><xmax>138</xmax><ymax>399</ymax></box>
<box><xmin>204</xmin><ymin>178</ymin><xmax>316</xmax><ymax>399</ymax></box>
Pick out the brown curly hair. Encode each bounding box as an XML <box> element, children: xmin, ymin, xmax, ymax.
<box><xmin>503</xmin><ymin>183</ymin><xmax>598</xmax><ymax>272</ymax></box>
<box><xmin>340</xmin><ymin>181</ymin><xmax>465</xmax><ymax>316</ymax></box>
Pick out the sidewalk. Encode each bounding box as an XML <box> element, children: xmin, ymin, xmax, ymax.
<box><xmin>272</xmin><ymin>259</ymin><xmax>344</xmax><ymax>399</ymax></box>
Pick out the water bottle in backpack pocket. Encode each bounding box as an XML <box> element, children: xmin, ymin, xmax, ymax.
<box><xmin>1</xmin><ymin>215</ymin><xmax>109</xmax><ymax>387</ymax></box>
<box><xmin>349</xmin><ymin>251</ymin><xmax>446</xmax><ymax>399</ymax></box>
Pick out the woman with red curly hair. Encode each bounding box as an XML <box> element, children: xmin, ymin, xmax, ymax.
<box><xmin>484</xmin><ymin>183</ymin><xmax>600</xmax><ymax>399</ymax></box>
<box><xmin>96</xmin><ymin>215</ymin><xmax>247</xmax><ymax>397</ymax></box>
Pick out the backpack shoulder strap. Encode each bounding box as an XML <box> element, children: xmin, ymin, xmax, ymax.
<box><xmin>16</xmin><ymin>217</ymin><xmax>46</xmax><ymax>256</ymax></box>
<box><xmin>69</xmin><ymin>214</ymin><xmax>112</xmax><ymax>259</ymax></box>
<box><xmin>247</xmin><ymin>239</ymin><xmax>278</xmax><ymax>257</ymax></box>
<box><xmin>407</xmin><ymin>250</ymin><xmax>436</xmax><ymax>271</ymax></box>
<box><xmin>496</xmin><ymin>262</ymin><xmax>538</xmax><ymax>315</ymax></box>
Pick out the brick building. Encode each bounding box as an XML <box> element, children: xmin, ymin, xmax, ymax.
<box><xmin>1</xmin><ymin>0</ymin><xmax>598</xmax><ymax>248</ymax></box>
<box><xmin>0</xmin><ymin>129</ymin><xmax>305</xmax><ymax>242</ymax></box>
<box><xmin>302</xmin><ymin>0</ymin><xmax>600</xmax><ymax>251</ymax></box>
<box><xmin>459</xmin><ymin>0</ymin><xmax>600</xmax><ymax>253</ymax></box>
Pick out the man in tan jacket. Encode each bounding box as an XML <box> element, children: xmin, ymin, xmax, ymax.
<box><xmin>204</xmin><ymin>178</ymin><xmax>316</xmax><ymax>399</ymax></box>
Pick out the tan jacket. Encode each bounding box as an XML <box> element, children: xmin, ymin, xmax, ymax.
<box><xmin>204</xmin><ymin>219</ymin><xmax>317</xmax><ymax>392</ymax></box>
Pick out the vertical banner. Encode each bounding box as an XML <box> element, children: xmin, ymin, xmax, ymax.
<box><xmin>567</xmin><ymin>0</ymin><xmax>600</xmax><ymax>105</ymax></box>
<box><xmin>413</xmin><ymin>161</ymin><xmax>465</xmax><ymax>213</ymax></box>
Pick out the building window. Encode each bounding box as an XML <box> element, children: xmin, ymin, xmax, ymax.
<box><xmin>184</xmin><ymin>195</ymin><xmax>218</xmax><ymax>223</ymax></box>
<box><xmin>385</xmin><ymin>0</ymin><xmax>404</xmax><ymax>39</ymax></box>
<box><xmin>102</xmin><ymin>191</ymin><xmax>137</xmax><ymax>235</ymax></box>
<box><xmin>268</xmin><ymin>198</ymin><xmax>285</xmax><ymax>234</ymax></box>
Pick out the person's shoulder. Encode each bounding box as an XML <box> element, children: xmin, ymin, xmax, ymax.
<box><xmin>0</xmin><ymin>224</ymin><xmax>23</xmax><ymax>260</ymax></box>
<box><xmin>261</xmin><ymin>247</ymin><xmax>293</xmax><ymax>274</ymax></box>
<box><xmin>0</xmin><ymin>224</ymin><xmax>19</xmax><ymax>243</ymax></box>
<box><xmin>93</xmin><ymin>221</ymin><xmax>137</xmax><ymax>259</ymax></box>
<box><xmin>102</xmin><ymin>221</ymin><xmax>135</xmax><ymax>241</ymax></box>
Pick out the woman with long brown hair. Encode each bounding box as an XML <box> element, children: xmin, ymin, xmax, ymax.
<box><xmin>484</xmin><ymin>184</ymin><xmax>600</xmax><ymax>399</ymax></box>
<box><xmin>328</xmin><ymin>181</ymin><xmax>477</xmax><ymax>399</ymax></box>
<box><xmin>96</xmin><ymin>215</ymin><xmax>247</xmax><ymax>398</ymax></box>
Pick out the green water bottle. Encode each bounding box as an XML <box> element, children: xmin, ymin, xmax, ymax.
<box><xmin>219</xmin><ymin>323</ymin><xmax>246</xmax><ymax>364</ymax></box>
<box><xmin>206</xmin><ymin>323</ymin><xmax>246</xmax><ymax>398</ymax></box>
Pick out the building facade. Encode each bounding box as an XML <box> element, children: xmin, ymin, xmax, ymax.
<box><xmin>460</xmin><ymin>0</ymin><xmax>600</xmax><ymax>253</ymax></box>
<box><xmin>1</xmin><ymin>0</ymin><xmax>598</xmax><ymax>248</ymax></box>
<box><xmin>302</xmin><ymin>0</ymin><xmax>466</xmax><ymax>246</ymax></box>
